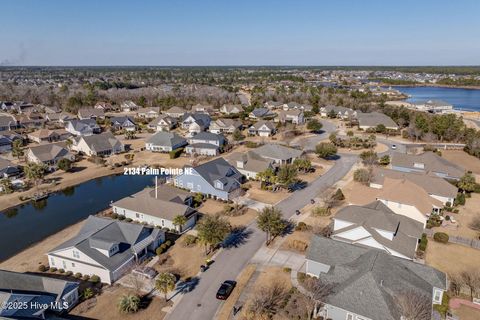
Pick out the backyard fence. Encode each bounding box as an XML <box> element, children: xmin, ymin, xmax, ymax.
<box><xmin>424</xmin><ymin>229</ymin><xmax>480</xmax><ymax>250</ymax></box>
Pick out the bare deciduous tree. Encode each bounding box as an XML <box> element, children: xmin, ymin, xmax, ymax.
<box><xmin>301</xmin><ymin>277</ymin><xmax>335</xmax><ymax>319</ymax></box>
<box><xmin>396</xmin><ymin>290</ymin><xmax>432</xmax><ymax>320</ymax></box>
<box><xmin>245</xmin><ymin>281</ymin><xmax>287</xmax><ymax>320</ymax></box>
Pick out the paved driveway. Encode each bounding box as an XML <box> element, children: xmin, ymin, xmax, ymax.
<box><xmin>165</xmin><ymin>154</ymin><xmax>358</xmax><ymax>320</ymax></box>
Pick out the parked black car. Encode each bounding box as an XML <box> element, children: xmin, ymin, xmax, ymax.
<box><xmin>216</xmin><ymin>280</ymin><xmax>237</xmax><ymax>300</ymax></box>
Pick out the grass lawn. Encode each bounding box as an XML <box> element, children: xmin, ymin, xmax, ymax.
<box><xmin>70</xmin><ymin>286</ymin><xmax>169</xmax><ymax>320</ymax></box>
<box><xmin>246</xmin><ymin>181</ymin><xmax>289</xmax><ymax>205</ymax></box>
<box><xmin>153</xmin><ymin>236</ymin><xmax>208</xmax><ymax>281</ymax></box>
<box><xmin>425</xmin><ymin>240</ymin><xmax>480</xmax><ymax>275</ymax></box>
<box><xmin>453</xmin><ymin>305</ymin><xmax>480</xmax><ymax>320</ymax></box>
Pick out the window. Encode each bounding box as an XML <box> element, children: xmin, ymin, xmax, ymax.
<box><xmin>73</xmin><ymin>250</ymin><xmax>80</xmax><ymax>258</ymax></box>
<box><xmin>50</xmin><ymin>257</ymin><xmax>55</xmax><ymax>266</ymax></box>
<box><xmin>62</xmin><ymin>260</ymin><xmax>66</xmax><ymax>269</ymax></box>
<box><xmin>136</xmin><ymin>213</ymin><xmax>140</xmax><ymax>218</ymax></box>
<box><xmin>346</xmin><ymin>314</ymin><xmax>353</xmax><ymax>320</ymax></box>
<box><xmin>433</xmin><ymin>289</ymin><xmax>442</xmax><ymax>303</ymax></box>
<box><xmin>71</xmin><ymin>262</ymin><xmax>75</xmax><ymax>267</ymax></box>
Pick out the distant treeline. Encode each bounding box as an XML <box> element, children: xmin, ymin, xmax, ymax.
<box><xmin>370</xmin><ymin>78</ymin><xmax>419</xmax><ymax>85</ymax></box>
<box><xmin>436</xmin><ymin>78</ymin><xmax>480</xmax><ymax>87</ymax></box>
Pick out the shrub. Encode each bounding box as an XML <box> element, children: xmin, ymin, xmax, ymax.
<box><xmin>245</xmin><ymin>141</ymin><xmax>258</xmax><ymax>148</ymax></box>
<box><xmin>295</xmin><ymin>222</ymin><xmax>311</xmax><ymax>232</ymax></box>
<box><xmin>111</xmin><ymin>213</ymin><xmax>118</xmax><ymax>219</ymax></box>
<box><xmin>332</xmin><ymin>188</ymin><xmax>345</xmax><ymax>201</ymax></box>
<box><xmin>315</xmin><ymin>142</ymin><xmax>337</xmax><ymax>159</ymax></box>
<box><xmin>65</xmin><ymin>271</ymin><xmax>73</xmax><ymax>276</ymax></box>
<box><xmin>454</xmin><ymin>193</ymin><xmax>466</xmax><ymax>206</ymax></box>
<box><xmin>38</xmin><ymin>264</ymin><xmax>47</xmax><ymax>272</ymax></box>
<box><xmin>183</xmin><ymin>235</ymin><xmax>198</xmax><ymax>247</ymax></box>
<box><xmin>83</xmin><ymin>288</ymin><xmax>95</xmax><ymax>299</ymax></box>
<box><xmin>311</xmin><ymin>206</ymin><xmax>330</xmax><ymax>216</ymax></box>
<box><xmin>288</xmin><ymin>239</ymin><xmax>308</xmax><ymax>252</ymax></box>
<box><xmin>418</xmin><ymin>233</ymin><xmax>428</xmax><ymax>251</ymax></box>
<box><xmin>433</xmin><ymin>232</ymin><xmax>449</xmax><ymax>243</ymax></box>
<box><xmin>58</xmin><ymin>268</ymin><xmax>65</xmax><ymax>273</ymax></box>
<box><xmin>49</xmin><ymin>267</ymin><xmax>57</xmax><ymax>272</ymax></box>
<box><xmin>353</xmin><ymin>168</ymin><xmax>371</xmax><ymax>185</ymax></box>
<box><xmin>74</xmin><ymin>272</ymin><xmax>83</xmax><ymax>279</ymax></box>
<box><xmin>117</xmin><ymin>215</ymin><xmax>126</xmax><ymax>220</ymax></box>
<box><xmin>283</xmin><ymin>267</ymin><xmax>292</xmax><ymax>273</ymax></box>
<box><xmin>169</xmin><ymin>147</ymin><xmax>184</xmax><ymax>159</ymax></box>
<box><xmin>125</xmin><ymin>218</ymin><xmax>132</xmax><ymax>222</ymax></box>
<box><xmin>82</xmin><ymin>274</ymin><xmax>90</xmax><ymax>281</ymax></box>
<box><xmin>89</xmin><ymin>275</ymin><xmax>101</xmax><ymax>283</ymax></box>
<box><xmin>165</xmin><ymin>240</ymin><xmax>172</xmax><ymax>247</ymax></box>
<box><xmin>156</xmin><ymin>247</ymin><xmax>164</xmax><ymax>255</ymax></box>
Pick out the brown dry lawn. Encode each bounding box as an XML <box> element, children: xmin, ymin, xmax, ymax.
<box><xmin>425</xmin><ymin>241</ymin><xmax>480</xmax><ymax>275</ymax></box>
<box><xmin>442</xmin><ymin>150</ymin><xmax>480</xmax><ymax>175</ymax></box>
<box><xmin>70</xmin><ymin>286</ymin><xmax>169</xmax><ymax>320</ymax></box>
<box><xmin>199</xmin><ymin>200</ymin><xmax>258</xmax><ymax>227</ymax></box>
<box><xmin>432</xmin><ymin>193</ymin><xmax>480</xmax><ymax>239</ymax></box>
<box><xmin>246</xmin><ymin>181</ymin><xmax>289</xmax><ymax>205</ymax></box>
<box><xmin>216</xmin><ymin>264</ymin><xmax>257</xmax><ymax>320</ymax></box>
<box><xmin>153</xmin><ymin>237</ymin><xmax>207</xmax><ymax>281</ymax></box>
<box><xmin>453</xmin><ymin>305</ymin><xmax>480</xmax><ymax>320</ymax></box>
<box><xmin>0</xmin><ymin>219</ymin><xmax>85</xmax><ymax>272</ymax></box>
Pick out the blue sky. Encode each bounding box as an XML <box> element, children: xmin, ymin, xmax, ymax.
<box><xmin>1</xmin><ymin>0</ymin><xmax>479</xmax><ymax>66</ymax></box>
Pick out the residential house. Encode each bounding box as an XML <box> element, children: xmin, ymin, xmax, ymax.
<box><xmin>248</xmin><ymin>120</ymin><xmax>276</xmax><ymax>137</ymax></box>
<box><xmin>370</xmin><ymin>167</ymin><xmax>458</xmax><ymax>205</ymax></box>
<box><xmin>44</xmin><ymin>105</ymin><xmax>61</xmax><ymax>114</ymax></box>
<box><xmin>209</xmin><ymin>118</ymin><xmax>242</xmax><ymax>134</ymax></box>
<box><xmin>185</xmin><ymin>132</ymin><xmax>226</xmax><ymax>156</ymax></box>
<box><xmin>0</xmin><ymin>269</ymin><xmax>79</xmax><ymax>319</ymax></box>
<box><xmin>191</xmin><ymin>104</ymin><xmax>214</xmax><ymax>114</ymax></box>
<box><xmin>391</xmin><ymin>151</ymin><xmax>465</xmax><ymax>180</ymax></box>
<box><xmin>252</xmin><ymin>143</ymin><xmax>303</xmax><ymax>164</ymax></box>
<box><xmin>376</xmin><ymin>177</ymin><xmax>444</xmax><ymax>225</ymax></box>
<box><xmin>137</xmin><ymin>107</ymin><xmax>160</xmax><ymax>119</ymax></box>
<box><xmin>249</xmin><ymin>107</ymin><xmax>275</xmax><ymax>119</ymax></box>
<box><xmin>148</xmin><ymin>115</ymin><xmax>178</xmax><ymax>132</ymax></box>
<box><xmin>120</xmin><ymin>100</ymin><xmax>139</xmax><ymax>112</ymax></box>
<box><xmin>112</xmin><ymin>185</ymin><xmax>197</xmax><ymax>232</ymax></box>
<box><xmin>78</xmin><ymin>108</ymin><xmax>105</xmax><ymax>120</ymax></box>
<box><xmin>66</xmin><ymin>119</ymin><xmax>101</xmax><ymax>136</ymax></box>
<box><xmin>411</xmin><ymin>100</ymin><xmax>453</xmax><ymax>113</ymax></box>
<box><xmin>320</xmin><ymin>105</ymin><xmax>357</xmax><ymax>119</ymax></box>
<box><xmin>164</xmin><ymin>106</ymin><xmax>186</xmax><ymax>118</ymax></box>
<box><xmin>0</xmin><ymin>114</ymin><xmax>18</xmax><ymax>131</ymax></box>
<box><xmin>109</xmin><ymin>116</ymin><xmax>136</xmax><ymax>132</ymax></box>
<box><xmin>264</xmin><ymin>101</ymin><xmax>283</xmax><ymax>109</ymax></box>
<box><xmin>26</xmin><ymin>142</ymin><xmax>74</xmax><ymax>170</ymax></box>
<box><xmin>305</xmin><ymin>236</ymin><xmax>447</xmax><ymax>320</ymax></box>
<box><xmin>0</xmin><ymin>131</ymin><xmax>22</xmax><ymax>153</ymax></box>
<box><xmin>0</xmin><ymin>157</ymin><xmax>20</xmax><ymax>179</ymax></box>
<box><xmin>357</xmin><ymin>112</ymin><xmax>399</xmax><ymax>130</ymax></box>
<box><xmin>220</xmin><ymin>104</ymin><xmax>244</xmax><ymax>115</ymax></box>
<box><xmin>94</xmin><ymin>102</ymin><xmax>114</xmax><ymax>111</ymax></box>
<box><xmin>145</xmin><ymin>132</ymin><xmax>187</xmax><ymax>152</ymax></box>
<box><xmin>13</xmin><ymin>102</ymin><xmax>37</xmax><ymax>114</ymax></box>
<box><xmin>0</xmin><ymin>102</ymin><xmax>14</xmax><ymax>111</ymax></box>
<box><xmin>174</xmin><ymin>157</ymin><xmax>244</xmax><ymax>200</ymax></box>
<box><xmin>27</xmin><ymin>129</ymin><xmax>71</xmax><ymax>144</ymax></box>
<box><xmin>47</xmin><ymin>216</ymin><xmax>165</xmax><ymax>284</ymax></box>
<box><xmin>276</xmin><ymin>109</ymin><xmax>305</xmax><ymax>124</ymax></box>
<box><xmin>15</xmin><ymin>112</ymin><xmax>46</xmax><ymax>129</ymax></box>
<box><xmin>71</xmin><ymin>132</ymin><xmax>124</xmax><ymax>157</ymax></box>
<box><xmin>45</xmin><ymin>112</ymin><xmax>75</xmax><ymax>125</ymax></box>
<box><xmin>181</xmin><ymin>113</ymin><xmax>211</xmax><ymax>135</ymax></box>
<box><xmin>227</xmin><ymin>151</ymin><xmax>275</xmax><ymax>179</ymax></box>
<box><xmin>332</xmin><ymin>201</ymin><xmax>424</xmax><ymax>260</ymax></box>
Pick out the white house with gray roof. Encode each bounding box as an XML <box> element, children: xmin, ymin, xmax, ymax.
<box><xmin>252</xmin><ymin>143</ymin><xmax>304</xmax><ymax>164</ymax></box>
<box><xmin>185</xmin><ymin>132</ymin><xmax>226</xmax><ymax>156</ymax></box>
<box><xmin>209</xmin><ymin>118</ymin><xmax>242</xmax><ymax>134</ymax></box>
<box><xmin>145</xmin><ymin>132</ymin><xmax>187</xmax><ymax>152</ymax></box>
<box><xmin>65</xmin><ymin>119</ymin><xmax>101</xmax><ymax>136</ymax></box>
<box><xmin>332</xmin><ymin>201</ymin><xmax>424</xmax><ymax>260</ymax></box>
<box><xmin>357</xmin><ymin>112</ymin><xmax>399</xmax><ymax>130</ymax></box>
<box><xmin>148</xmin><ymin>115</ymin><xmax>178</xmax><ymax>132</ymax></box>
<box><xmin>174</xmin><ymin>157</ymin><xmax>244</xmax><ymax>200</ymax></box>
<box><xmin>71</xmin><ymin>132</ymin><xmax>124</xmax><ymax>157</ymax></box>
<box><xmin>248</xmin><ymin>120</ymin><xmax>276</xmax><ymax>137</ymax></box>
<box><xmin>227</xmin><ymin>151</ymin><xmax>275</xmax><ymax>179</ymax></box>
<box><xmin>391</xmin><ymin>151</ymin><xmax>464</xmax><ymax>180</ymax></box>
<box><xmin>112</xmin><ymin>185</ymin><xmax>197</xmax><ymax>232</ymax></box>
<box><xmin>306</xmin><ymin>236</ymin><xmax>447</xmax><ymax>320</ymax></box>
<box><xmin>0</xmin><ymin>269</ymin><xmax>79</xmax><ymax>319</ymax></box>
<box><xmin>27</xmin><ymin>142</ymin><xmax>75</xmax><ymax>170</ymax></box>
<box><xmin>48</xmin><ymin>216</ymin><xmax>165</xmax><ymax>284</ymax></box>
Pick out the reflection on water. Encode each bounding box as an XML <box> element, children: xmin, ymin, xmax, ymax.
<box><xmin>0</xmin><ymin>174</ymin><xmax>156</xmax><ymax>261</ymax></box>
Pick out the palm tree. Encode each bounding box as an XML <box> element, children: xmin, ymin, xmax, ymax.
<box><xmin>196</xmin><ymin>214</ymin><xmax>231</xmax><ymax>255</ymax></box>
<box><xmin>257</xmin><ymin>206</ymin><xmax>285</xmax><ymax>245</ymax></box>
<box><xmin>24</xmin><ymin>163</ymin><xmax>46</xmax><ymax>189</ymax></box>
<box><xmin>11</xmin><ymin>139</ymin><xmax>24</xmax><ymax>160</ymax></box>
<box><xmin>276</xmin><ymin>164</ymin><xmax>298</xmax><ymax>187</ymax></box>
<box><xmin>172</xmin><ymin>215</ymin><xmax>187</xmax><ymax>232</ymax></box>
<box><xmin>257</xmin><ymin>167</ymin><xmax>277</xmax><ymax>188</ymax></box>
<box><xmin>117</xmin><ymin>294</ymin><xmax>140</xmax><ymax>313</ymax></box>
<box><xmin>155</xmin><ymin>272</ymin><xmax>177</xmax><ymax>301</ymax></box>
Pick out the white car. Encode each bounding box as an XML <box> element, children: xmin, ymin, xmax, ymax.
<box><xmin>391</xmin><ymin>144</ymin><xmax>397</xmax><ymax>150</ymax></box>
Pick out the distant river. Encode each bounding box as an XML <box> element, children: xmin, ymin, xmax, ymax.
<box><xmin>393</xmin><ymin>86</ymin><xmax>480</xmax><ymax>111</ymax></box>
<box><xmin>0</xmin><ymin>174</ymin><xmax>157</xmax><ymax>261</ymax></box>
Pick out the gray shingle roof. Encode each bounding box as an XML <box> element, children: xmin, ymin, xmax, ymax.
<box><xmin>334</xmin><ymin>201</ymin><xmax>424</xmax><ymax>258</ymax></box>
<box><xmin>146</xmin><ymin>132</ymin><xmax>187</xmax><ymax>147</ymax></box>
<box><xmin>29</xmin><ymin>142</ymin><xmax>71</xmax><ymax>162</ymax></box>
<box><xmin>49</xmin><ymin>216</ymin><xmax>164</xmax><ymax>271</ymax></box>
<box><xmin>79</xmin><ymin>132</ymin><xmax>123</xmax><ymax>153</ymax></box>
<box><xmin>391</xmin><ymin>151</ymin><xmax>465</xmax><ymax>179</ymax></box>
<box><xmin>357</xmin><ymin>112</ymin><xmax>398</xmax><ymax>128</ymax></box>
<box><xmin>371</xmin><ymin>167</ymin><xmax>458</xmax><ymax>199</ymax></box>
<box><xmin>306</xmin><ymin>236</ymin><xmax>446</xmax><ymax>320</ymax></box>
<box><xmin>227</xmin><ymin>150</ymin><xmax>273</xmax><ymax>173</ymax></box>
<box><xmin>191</xmin><ymin>157</ymin><xmax>243</xmax><ymax>192</ymax></box>
<box><xmin>252</xmin><ymin>143</ymin><xmax>303</xmax><ymax>161</ymax></box>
